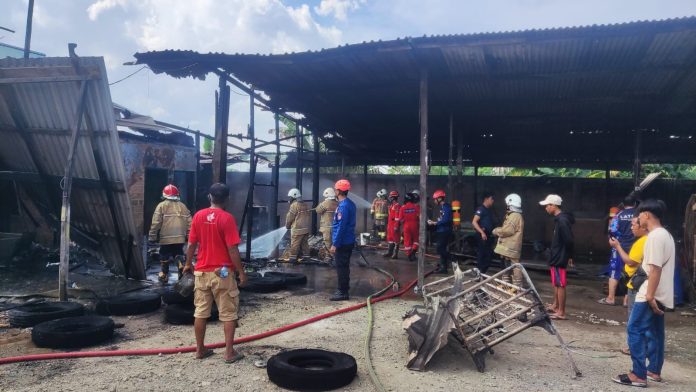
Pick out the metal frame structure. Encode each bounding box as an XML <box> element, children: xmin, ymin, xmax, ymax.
<box><xmin>406</xmin><ymin>264</ymin><xmax>581</xmax><ymax>377</ymax></box>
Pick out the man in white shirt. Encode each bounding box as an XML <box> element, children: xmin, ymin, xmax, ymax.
<box><xmin>613</xmin><ymin>199</ymin><xmax>674</xmax><ymax>388</ymax></box>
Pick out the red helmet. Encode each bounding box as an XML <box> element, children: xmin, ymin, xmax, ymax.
<box><xmin>335</xmin><ymin>179</ymin><xmax>351</xmax><ymax>191</ymax></box>
<box><xmin>162</xmin><ymin>184</ymin><xmax>180</xmax><ymax>200</ymax></box>
<box><xmin>432</xmin><ymin>189</ymin><xmax>446</xmax><ymax>200</ymax></box>
<box><xmin>388</xmin><ymin>191</ymin><xmax>399</xmax><ymax>198</ymax></box>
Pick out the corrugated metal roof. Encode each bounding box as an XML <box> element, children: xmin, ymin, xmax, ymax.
<box><xmin>134</xmin><ymin>17</ymin><xmax>696</xmax><ymax>167</ymax></box>
<box><xmin>0</xmin><ymin>56</ymin><xmax>144</xmax><ymax>279</ymax></box>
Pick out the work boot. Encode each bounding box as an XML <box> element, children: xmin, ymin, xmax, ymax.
<box><xmin>382</xmin><ymin>243</ymin><xmax>395</xmax><ymax>258</ymax></box>
<box><xmin>408</xmin><ymin>249</ymin><xmax>416</xmax><ymax>262</ymax></box>
<box><xmin>288</xmin><ymin>257</ymin><xmax>298</xmax><ymax>264</ymax></box>
<box><xmin>158</xmin><ymin>260</ymin><xmax>170</xmax><ymax>283</ymax></box>
<box><xmin>175</xmin><ymin>256</ymin><xmax>185</xmax><ymax>280</ymax></box>
<box><xmin>391</xmin><ymin>244</ymin><xmax>399</xmax><ymax>259</ymax></box>
<box><xmin>329</xmin><ymin>290</ymin><xmax>349</xmax><ymax>301</ymax></box>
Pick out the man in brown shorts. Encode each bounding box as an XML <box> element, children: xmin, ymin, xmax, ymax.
<box><xmin>183</xmin><ymin>183</ymin><xmax>248</xmax><ymax>363</ymax></box>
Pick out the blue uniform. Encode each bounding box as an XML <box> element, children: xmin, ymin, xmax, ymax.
<box><xmin>332</xmin><ymin>198</ymin><xmax>356</xmax><ymax>246</ymax></box>
<box><xmin>435</xmin><ymin>203</ymin><xmax>453</xmax><ymax>233</ymax></box>
<box><xmin>332</xmin><ymin>197</ymin><xmax>356</xmax><ymax>294</ymax></box>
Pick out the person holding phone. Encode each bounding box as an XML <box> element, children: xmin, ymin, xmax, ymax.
<box><xmin>613</xmin><ymin>199</ymin><xmax>674</xmax><ymax>388</ymax></box>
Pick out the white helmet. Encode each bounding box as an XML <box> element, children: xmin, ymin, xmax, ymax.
<box><xmin>376</xmin><ymin>189</ymin><xmax>387</xmax><ymax>198</ymax></box>
<box><xmin>323</xmin><ymin>187</ymin><xmax>336</xmax><ymax>199</ymax></box>
<box><xmin>288</xmin><ymin>188</ymin><xmax>302</xmax><ymax>199</ymax></box>
<box><xmin>505</xmin><ymin>193</ymin><xmax>522</xmax><ymax>212</ymax></box>
<box><xmin>411</xmin><ymin>189</ymin><xmax>420</xmax><ymax>196</ymax></box>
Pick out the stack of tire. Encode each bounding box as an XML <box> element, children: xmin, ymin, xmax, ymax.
<box><xmin>161</xmin><ymin>287</ymin><xmax>218</xmax><ymax>325</ymax></box>
<box><xmin>8</xmin><ymin>301</ymin><xmax>115</xmax><ymax>349</ymax></box>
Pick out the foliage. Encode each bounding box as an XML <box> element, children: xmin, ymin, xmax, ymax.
<box><xmin>202</xmin><ymin>138</ymin><xmax>213</xmax><ymax>154</ymax></box>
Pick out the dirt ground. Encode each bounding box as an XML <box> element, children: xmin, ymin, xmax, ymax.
<box><xmin>1</xmin><ymin>255</ymin><xmax>696</xmax><ymax>392</ymax></box>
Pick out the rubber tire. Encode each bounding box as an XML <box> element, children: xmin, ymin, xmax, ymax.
<box><xmin>246</xmin><ymin>272</ymin><xmax>262</xmax><ymax>279</ymax></box>
<box><xmin>161</xmin><ymin>287</ymin><xmax>194</xmax><ymax>305</ymax></box>
<box><xmin>240</xmin><ymin>276</ymin><xmax>286</xmax><ymax>293</ymax></box>
<box><xmin>267</xmin><ymin>349</ymin><xmax>357</xmax><ymax>391</ymax></box>
<box><xmin>31</xmin><ymin>316</ymin><xmax>115</xmax><ymax>348</ymax></box>
<box><xmin>96</xmin><ymin>292</ymin><xmax>161</xmax><ymax>316</ymax></box>
<box><xmin>263</xmin><ymin>271</ymin><xmax>307</xmax><ymax>286</ymax></box>
<box><xmin>8</xmin><ymin>301</ymin><xmax>85</xmax><ymax>328</ymax></box>
<box><xmin>164</xmin><ymin>303</ymin><xmax>218</xmax><ymax>325</ymax></box>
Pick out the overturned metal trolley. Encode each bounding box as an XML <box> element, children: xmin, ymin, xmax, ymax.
<box><xmin>404</xmin><ymin>264</ymin><xmax>582</xmax><ymax>378</ymax></box>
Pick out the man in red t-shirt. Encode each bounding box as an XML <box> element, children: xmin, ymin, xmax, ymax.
<box><xmin>183</xmin><ymin>183</ymin><xmax>247</xmax><ymax>363</ymax></box>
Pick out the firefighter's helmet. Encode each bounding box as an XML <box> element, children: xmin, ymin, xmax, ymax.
<box><xmin>335</xmin><ymin>179</ymin><xmax>351</xmax><ymax>192</ymax></box>
<box><xmin>432</xmin><ymin>189</ymin><xmax>446</xmax><ymax>200</ymax></box>
<box><xmin>288</xmin><ymin>188</ymin><xmax>302</xmax><ymax>199</ymax></box>
<box><xmin>376</xmin><ymin>189</ymin><xmax>387</xmax><ymax>198</ymax></box>
<box><xmin>388</xmin><ymin>191</ymin><xmax>399</xmax><ymax>200</ymax></box>
<box><xmin>162</xmin><ymin>184</ymin><xmax>180</xmax><ymax>200</ymax></box>
<box><xmin>323</xmin><ymin>187</ymin><xmax>336</xmax><ymax>199</ymax></box>
<box><xmin>505</xmin><ymin>193</ymin><xmax>523</xmax><ymax>213</ymax></box>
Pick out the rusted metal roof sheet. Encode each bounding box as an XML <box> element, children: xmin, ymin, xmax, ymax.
<box><xmin>0</xmin><ymin>56</ymin><xmax>145</xmax><ymax>279</ymax></box>
<box><xmin>134</xmin><ymin>17</ymin><xmax>696</xmax><ymax>167</ymax></box>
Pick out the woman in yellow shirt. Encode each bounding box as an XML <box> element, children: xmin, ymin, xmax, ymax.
<box><xmin>609</xmin><ymin>216</ymin><xmax>648</xmax><ymax>355</ymax></box>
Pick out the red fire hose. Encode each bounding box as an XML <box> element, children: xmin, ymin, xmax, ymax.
<box><xmin>0</xmin><ymin>271</ymin><xmax>430</xmax><ymax>366</ymax></box>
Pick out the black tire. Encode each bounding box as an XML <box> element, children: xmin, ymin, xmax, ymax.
<box><xmin>8</xmin><ymin>301</ymin><xmax>85</xmax><ymax>328</ymax></box>
<box><xmin>246</xmin><ymin>272</ymin><xmax>262</xmax><ymax>279</ymax></box>
<box><xmin>96</xmin><ymin>292</ymin><xmax>161</xmax><ymax>316</ymax></box>
<box><xmin>164</xmin><ymin>303</ymin><xmax>218</xmax><ymax>325</ymax></box>
<box><xmin>161</xmin><ymin>287</ymin><xmax>193</xmax><ymax>305</ymax></box>
<box><xmin>267</xmin><ymin>349</ymin><xmax>357</xmax><ymax>391</ymax></box>
<box><xmin>32</xmin><ymin>316</ymin><xmax>115</xmax><ymax>348</ymax></box>
<box><xmin>264</xmin><ymin>271</ymin><xmax>307</xmax><ymax>286</ymax></box>
<box><xmin>240</xmin><ymin>276</ymin><xmax>286</xmax><ymax>293</ymax></box>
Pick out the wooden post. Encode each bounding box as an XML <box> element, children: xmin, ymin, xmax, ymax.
<box><xmin>58</xmin><ymin>80</ymin><xmax>89</xmax><ymax>301</ymax></box>
<box><xmin>633</xmin><ymin>129</ymin><xmax>642</xmax><ymax>190</ymax></box>
<box><xmin>270</xmin><ymin>113</ymin><xmax>280</xmax><ymax>231</ymax></box>
<box><xmin>448</xmin><ymin>114</ymin><xmax>454</xmax><ymax>200</ymax></box>
<box><xmin>245</xmin><ymin>88</ymin><xmax>255</xmax><ymax>261</ymax></box>
<box><xmin>212</xmin><ymin>75</ymin><xmax>230</xmax><ymax>184</ymax></box>
<box><xmin>312</xmin><ymin>133</ymin><xmax>320</xmax><ymax>234</ymax></box>
<box><xmin>23</xmin><ymin>0</ymin><xmax>34</xmax><ymax>59</ymax></box>
<box><xmin>363</xmin><ymin>164</ymin><xmax>369</xmax><ymax>233</ymax></box>
<box><xmin>417</xmin><ymin>68</ymin><xmax>429</xmax><ymax>292</ymax></box>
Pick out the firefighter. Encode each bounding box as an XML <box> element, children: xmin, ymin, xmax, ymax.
<box><xmin>383</xmin><ymin>191</ymin><xmax>401</xmax><ymax>259</ymax></box>
<box><xmin>371</xmin><ymin>189</ymin><xmax>388</xmax><ymax>240</ymax></box>
<box><xmin>398</xmin><ymin>190</ymin><xmax>420</xmax><ymax>261</ymax></box>
<box><xmin>148</xmin><ymin>184</ymin><xmax>192</xmax><ymax>283</ymax></box>
<box><xmin>427</xmin><ymin>190</ymin><xmax>452</xmax><ymax>274</ymax></box>
<box><xmin>283</xmin><ymin>188</ymin><xmax>311</xmax><ymax>263</ymax></box>
<box><xmin>492</xmin><ymin>193</ymin><xmax>525</xmax><ymax>288</ymax></box>
<box><xmin>315</xmin><ymin>187</ymin><xmax>339</xmax><ymax>262</ymax></box>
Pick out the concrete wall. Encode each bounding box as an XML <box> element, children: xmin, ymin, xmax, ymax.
<box><xmin>120</xmin><ymin>139</ymin><xmax>197</xmax><ymax>236</ymax></box>
<box><xmin>226</xmin><ymin>171</ymin><xmax>696</xmax><ymax>263</ymax></box>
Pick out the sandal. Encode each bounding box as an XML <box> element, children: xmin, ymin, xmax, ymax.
<box><xmin>549</xmin><ymin>314</ymin><xmax>567</xmax><ymax>320</ymax></box>
<box><xmin>647</xmin><ymin>373</ymin><xmax>662</xmax><ymax>383</ymax></box>
<box><xmin>620</xmin><ymin>347</ymin><xmax>631</xmax><ymax>356</ymax></box>
<box><xmin>196</xmin><ymin>349</ymin><xmax>215</xmax><ymax>360</ymax></box>
<box><xmin>225</xmin><ymin>351</ymin><xmax>245</xmax><ymax>364</ymax></box>
<box><xmin>597</xmin><ymin>298</ymin><xmax>617</xmax><ymax>306</ymax></box>
<box><xmin>612</xmin><ymin>373</ymin><xmax>646</xmax><ymax>388</ymax></box>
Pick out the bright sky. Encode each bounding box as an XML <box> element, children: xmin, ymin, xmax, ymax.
<box><xmin>3</xmin><ymin>0</ymin><xmax>696</xmax><ymax>152</ymax></box>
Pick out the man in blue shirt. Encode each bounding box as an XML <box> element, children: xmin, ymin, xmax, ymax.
<box><xmin>329</xmin><ymin>179</ymin><xmax>356</xmax><ymax>301</ymax></box>
<box><xmin>599</xmin><ymin>195</ymin><xmax>638</xmax><ymax>306</ymax></box>
<box><xmin>472</xmin><ymin>192</ymin><xmax>496</xmax><ymax>273</ymax></box>
<box><xmin>427</xmin><ymin>189</ymin><xmax>452</xmax><ymax>274</ymax></box>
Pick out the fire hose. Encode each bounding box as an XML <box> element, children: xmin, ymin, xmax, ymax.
<box><xmin>0</xmin><ymin>265</ymin><xmax>432</xmax><ymax>367</ymax></box>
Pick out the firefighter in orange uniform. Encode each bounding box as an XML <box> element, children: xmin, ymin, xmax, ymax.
<box><xmin>383</xmin><ymin>191</ymin><xmax>401</xmax><ymax>259</ymax></box>
<box><xmin>398</xmin><ymin>190</ymin><xmax>421</xmax><ymax>261</ymax></box>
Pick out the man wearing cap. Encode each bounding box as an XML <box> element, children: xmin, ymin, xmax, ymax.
<box><xmin>329</xmin><ymin>179</ymin><xmax>357</xmax><ymax>301</ymax></box>
<box><xmin>540</xmin><ymin>194</ymin><xmax>575</xmax><ymax>320</ymax></box>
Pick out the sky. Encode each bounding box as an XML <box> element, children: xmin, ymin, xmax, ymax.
<box><xmin>2</xmin><ymin>0</ymin><xmax>696</xmax><ymax>154</ymax></box>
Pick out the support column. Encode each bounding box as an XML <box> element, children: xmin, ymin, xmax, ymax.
<box><xmin>24</xmin><ymin>0</ymin><xmax>34</xmax><ymax>59</ymax></box>
<box><xmin>417</xmin><ymin>68</ymin><xmax>429</xmax><ymax>292</ymax></box>
<box><xmin>473</xmin><ymin>165</ymin><xmax>479</xmax><ymax>211</ymax></box>
<box><xmin>295</xmin><ymin>122</ymin><xmax>302</xmax><ymax>191</ymax></box>
<box><xmin>245</xmin><ymin>88</ymin><xmax>256</xmax><ymax>261</ymax></box>
<box><xmin>456</xmin><ymin>130</ymin><xmax>463</xmax><ymax>202</ymax></box>
<box><xmin>312</xmin><ymin>133</ymin><xmax>320</xmax><ymax>234</ymax></box>
<box><xmin>270</xmin><ymin>113</ymin><xmax>280</xmax><ymax>231</ymax></box>
<box><xmin>194</xmin><ymin>131</ymin><xmax>200</xmax><ymax>209</ymax></box>
<box><xmin>447</xmin><ymin>114</ymin><xmax>454</xmax><ymax>200</ymax></box>
<box><xmin>212</xmin><ymin>75</ymin><xmax>230</xmax><ymax>184</ymax></box>
<box><xmin>59</xmin><ymin>80</ymin><xmax>89</xmax><ymax>301</ymax></box>
<box><xmin>633</xmin><ymin>129</ymin><xmax>642</xmax><ymax>190</ymax></box>
<box><xmin>363</xmin><ymin>164</ymin><xmax>368</xmax><ymax>233</ymax></box>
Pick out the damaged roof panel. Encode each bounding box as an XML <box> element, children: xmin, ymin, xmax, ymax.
<box><xmin>0</xmin><ymin>56</ymin><xmax>144</xmax><ymax>279</ymax></box>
